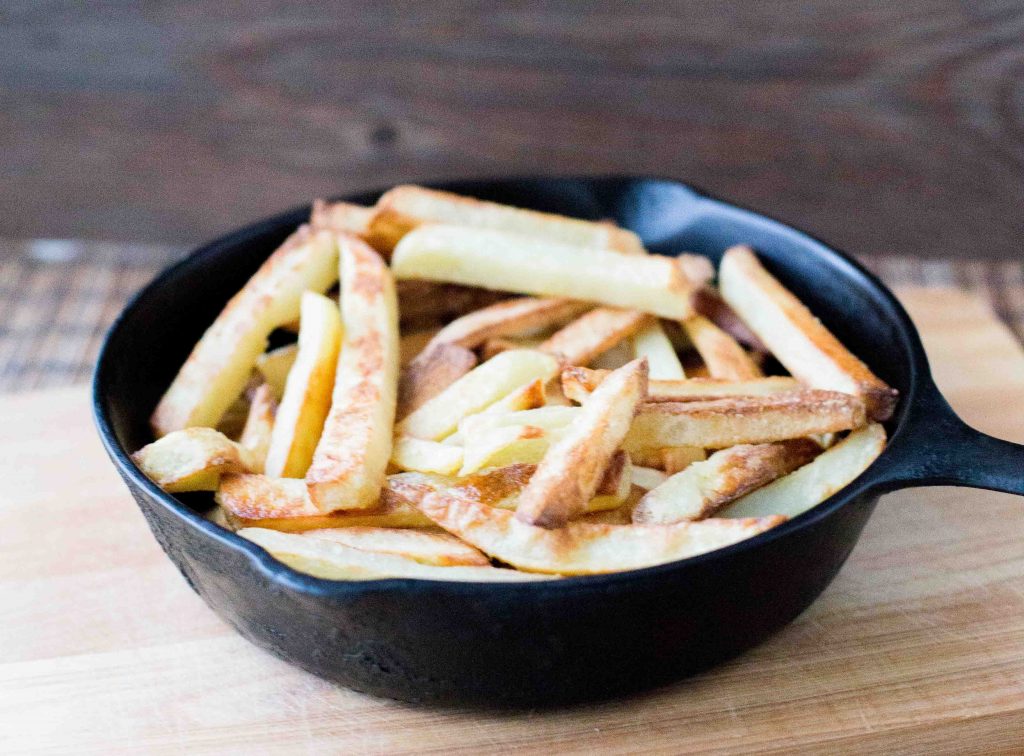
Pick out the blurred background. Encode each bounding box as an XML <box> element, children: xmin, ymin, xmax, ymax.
<box><xmin>1</xmin><ymin>1</ymin><xmax>1022</xmax><ymax>390</ymax></box>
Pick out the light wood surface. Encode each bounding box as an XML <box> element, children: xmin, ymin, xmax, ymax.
<box><xmin>1</xmin><ymin>287</ymin><xmax>1022</xmax><ymax>754</ymax></box>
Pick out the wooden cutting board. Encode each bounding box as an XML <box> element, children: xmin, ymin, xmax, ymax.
<box><xmin>2</xmin><ymin>287</ymin><xmax>1023</xmax><ymax>755</ymax></box>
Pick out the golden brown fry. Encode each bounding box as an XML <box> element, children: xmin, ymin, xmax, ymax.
<box><xmin>719</xmin><ymin>246</ymin><xmax>898</xmax><ymax>420</ymax></box>
<box><xmin>516</xmin><ymin>359</ymin><xmax>647</xmax><ymax>528</ymax></box>
<box><xmin>396</xmin><ymin>280</ymin><xmax>508</xmax><ymax>330</ymax></box>
<box><xmin>310</xmin><ymin>199</ymin><xmax>374</xmax><ymax>238</ymax></box>
<box><xmin>301</xmin><ymin>527</ymin><xmax>489</xmax><ymax>567</ymax></box>
<box><xmin>368</xmin><ymin>184</ymin><xmax>644</xmax><ymax>254</ymax></box>
<box><xmin>306</xmin><ymin>235</ymin><xmax>400</xmax><ymax>511</ymax></box>
<box><xmin>391</xmin><ymin>225</ymin><xmax>704</xmax><ymax>319</ymax></box>
<box><xmin>540</xmin><ymin>308</ymin><xmax>652</xmax><ymax>366</ymax></box>
<box><xmin>632</xmin><ymin>439</ymin><xmax>821</xmax><ymax>524</ymax></box>
<box><xmin>561</xmin><ymin>365</ymin><xmax>802</xmax><ymax>404</ymax></box>
<box><xmin>133</xmin><ymin>427</ymin><xmax>259</xmax><ymax>493</ymax></box>
<box><xmin>151</xmin><ymin>225</ymin><xmax>338</xmax><ymax>436</ymax></box>
<box><xmin>397</xmin><ymin>343</ymin><xmax>478</xmax><ymax>420</ymax></box>
<box><xmin>682</xmin><ymin>314</ymin><xmax>763</xmax><ymax>380</ymax></box>
<box><xmin>429</xmin><ymin>296</ymin><xmax>589</xmax><ymax>350</ymax></box>
<box><xmin>481</xmin><ymin>336</ymin><xmax>547</xmax><ymax>361</ymax></box>
<box><xmin>402</xmin><ymin>483</ymin><xmax>785</xmax><ymax>575</ymax></box>
<box><xmin>239</xmin><ymin>528</ymin><xmax>553</xmax><ymax>581</ymax></box>
<box><xmin>626</xmin><ymin>390</ymin><xmax>866</xmax><ymax>450</ymax></box>
<box><xmin>660</xmin><ymin>445</ymin><xmax>708</xmax><ymax>474</ymax></box>
<box><xmin>238</xmin><ymin>383</ymin><xmax>277</xmax><ymax>474</ymax></box>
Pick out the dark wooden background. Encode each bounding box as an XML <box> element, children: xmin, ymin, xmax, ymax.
<box><xmin>3</xmin><ymin>1</ymin><xmax>1024</xmax><ymax>260</ymax></box>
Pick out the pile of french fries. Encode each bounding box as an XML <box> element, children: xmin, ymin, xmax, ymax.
<box><xmin>134</xmin><ymin>185</ymin><xmax>897</xmax><ymax>581</ymax></box>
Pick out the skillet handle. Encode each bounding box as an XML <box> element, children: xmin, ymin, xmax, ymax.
<box><xmin>870</xmin><ymin>376</ymin><xmax>1024</xmax><ymax>496</ymax></box>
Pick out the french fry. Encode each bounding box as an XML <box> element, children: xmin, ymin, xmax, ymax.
<box><xmin>481</xmin><ymin>336</ymin><xmax>544</xmax><ymax>360</ymax></box>
<box><xmin>391</xmin><ymin>225</ymin><xmax>705</xmax><ymax>319</ymax></box>
<box><xmin>219</xmin><ymin>474</ymin><xmax>432</xmax><ymax>530</ymax></box>
<box><xmin>590</xmin><ymin>340</ymin><xmax>634</xmax><ymax>371</ymax></box>
<box><xmin>133</xmin><ymin>427</ymin><xmax>259</xmax><ymax>493</ymax></box>
<box><xmin>458</xmin><ymin>424</ymin><xmax>558</xmax><ymax>475</ymax></box>
<box><xmin>391</xmin><ymin>436</ymin><xmax>464</xmax><ymax>476</ymax></box>
<box><xmin>631</xmin><ymin>465</ymin><xmax>669</xmax><ymax>490</ymax></box>
<box><xmin>632</xmin><ymin>439</ymin><xmax>821</xmax><ymax>524</ymax></box>
<box><xmin>717</xmin><ymin>423</ymin><xmax>887</xmax><ymax>519</ymax></box>
<box><xmin>239</xmin><ymin>528</ymin><xmax>553</xmax><ymax>581</ymax></box>
<box><xmin>401</xmin><ymin>484</ymin><xmax>785</xmax><ymax>575</ymax></box>
<box><xmin>588</xmin><ymin>450</ymin><xmax>632</xmax><ymax>511</ymax></box>
<box><xmin>719</xmin><ymin>246</ymin><xmax>898</xmax><ymax>420</ymax></box>
<box><xmin>626</xmin><ymin>390</ymin><xmax>867</xmax><ymax>450</ymax></box>
<box><xmin>310</xmin><ymin>199</ymin><xmax>374</xmax><ymax>238</ymax></box>
<box><xmin>630</xmin><ymin>321</ymin><xmax>685</xmax><ymax>379</ymax></box>
<box><xmin>682</xmin><ymin>314</ymin><xmax>763</xmax><ymax>380</ymax></box>
<box><xmin>479</xmin><ymin>378</ymin><xmax>546</xmax><ymax>415</ymax></box>
<box><xmin>302</xmin><ymin>527</ymin><xmax>489</xmax><ymax>567</ymax></box>
<box><xmin>692</xmin><ymin>286</ymin><xmax>767</xmax><ymax>352</ymax></box>
<box><xmin>396</xmin><ymin>280</ymin><xmax>508</xmax><ymax>330</ymax></box>
<box><xmin>560</xmin><ymin>366</ymin><xmax>801</xmax><ymax>404</ymax></box>
<box><xmin>219</xmin><ymin>466</ymin><xmax>534</xmax><ymax>531</ymax></box>
<box><xmin>256</xmin><ymin>344</ymin><xmax>298</xmax><ymax>400</ymax></box>
<box><xmin>540</xmin><ymin>308</ymin><xmax>652</xmax><ymax>366</ymax></box>
<box><xmin>427</xmin><ymin>296</ymin><xmax>589</xmax><ymax>350</ymax></box>
<box><xmin>238</xmin><ymin>383</ymin><xmax>277</xmax><ymax>473</ymax></box>
<box><xmin>399</xmin><ymin>327</ymin><xmax>442</xmax><ymax>367</ymax></box>
<box><xmin>368</xmin><ymin>184</ymin><xmax>644</xmax><ymax>254</ymax></box>
<box><xmin>151</xmin><ymin>226</ymin><xmax>338</xmax><ymax>436</ymax></box>
<box><xmin>306</xmin><ymin>235</ymin><xmax>400</xmax><ymax>511</ymax></box>
<box><xmin>397</xmin><ymin>349</ymin><xmax>559</xmax><ymax>440</ymax></box>
<box><xmin>660</xmin><ymin>445</ymin><xmax>708</xmax><ymax>473</ymax></box>
<box><xmin>397</xmin><ymin>343</ymin><xmax>478</xmax><ymax>420</ymax></box>
<box><xmin>516</xmin><ymin>359</ymin><xmax>648</xmax><ymax>528</ymax></box>
<box><xmin>264</xmin><ymin>292</ymin><xmax>343</xmax><ymax>478</ymax></box>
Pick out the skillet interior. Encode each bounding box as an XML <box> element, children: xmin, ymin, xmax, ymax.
<box><xmin>93</xmin><ymin>176</ymin><xmax>924</xmax><ymax>705</ymax></box>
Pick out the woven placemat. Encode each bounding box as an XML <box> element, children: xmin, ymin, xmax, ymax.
<box><xmin>0</xmin><ymin>239</ymin><xmax>1021</xmax><ymax>393</ymax></box>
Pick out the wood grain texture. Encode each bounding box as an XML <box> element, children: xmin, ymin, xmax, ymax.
<box><xmin>1</xmin><ymin>287</ymin><xmax>1023</xmax><ymax>753</ymax></box>
<box><xmin>3</xmin><ymin>3</ymin><xmax>1024</xmax><ymax>260</ymax></box>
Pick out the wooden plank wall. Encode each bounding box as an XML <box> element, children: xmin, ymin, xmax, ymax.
<box><xmin>3</xmin><ymin>2</ymin><xmax>1024</xmax><ymax>259</ymax></box>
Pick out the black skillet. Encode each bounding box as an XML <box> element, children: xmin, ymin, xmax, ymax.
<box><xmin>93</xmin><ymin>177</ymin><xmax>1024</xmax><ymax>707</ymax></box>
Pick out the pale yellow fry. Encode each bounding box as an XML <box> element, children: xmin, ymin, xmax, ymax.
<box><xmin>626</xmin><ymin>390</ymin><xmax>867</xmax><ymax>450</ymax></box>
<box><xmin>397</xmin><ymin>349</ymin><xmax>559</xmax><ymax>440</ymax></box>
<box><xmin>256</xmin><ymin>344</ymin><xmax>298</xmax><ymax>400</ymax></box>
<box><xmin>660</xmin><ymin>445</ymin><xmax>708</xmax><ymax>474</ymax></box>
<box><xmin>428</xmin><ymin>296</ymin><xmax>589</xmax><ymax>349</ymax></box>
<box><xmin>561</xmin><ymin>366</ymin><xmax>800</xmax><ymax>404</ymax></box>
<box><xmin>540</xmin><ymin>307</ymin><xmax>652</xmax><ymax>365</ymax></box>
<box><xmin>239</xmin><ymin>528</ymin><xmax>553</xmax><ymax>582</ymax></box>
<box><xmin>133</xmin><ymin>427</ymin><xmax>258</xmax><ymax>493</ymax></box>
<box><xmin>391</xmin><ymin>225</ymin><xmax>705</xmax><ymax>319</ymax></box>
<box><xmin>632</xmin><ymin>439</ymin><xmax>821</xmax><ymax>524</ymax></box>
<box><xmin>265</xmin><ymin>292</ymin><xmax>342</xmax><ymax>478</ymax></box>
<box><xmin>151</xmin><ymin>226</ymin><xmax>337</xmax><ymax>436</ymax></box>
<box><xmin>391</xmin><ymin>436</ymin><xmax>464</xmax><ymax>476</ymax></box>
<box><xmin>301</xmin><ymin>527</ymin><xmax>489</xmax><ymax>567</ymax></box>
<box><xmin>402</xmin><ymin>484</ymin><xmax>785</xmax><ymax>575</ymax></box>
<box><xmin>631</xmin><ymin>465</ymin><xmax>669</xmax><ymax>490</ymax></box>
<box><xmin>458</xmin><ymin>425</ymin><xmax>563</xmax><ymax>476</ymax></box>
<box><xmin>238</xmin><ymin>383</ymin><xmax>277</xmax><ymax>474</ymax></box>
<box><xmin>717</xmin><ymin>423</ymin><xmax>887</xmax><ymax>519</ymax></box>
<box><xmin>719</xmin><ymin>246</ymin><xmax>897</xmax><ymax>420</ymax></box>
<box><xmin>631</xmin><ymin>321</ymin><xmax>685</xmax><ymax>379</ymax></box>
<box><xmin>368</xmin><ymin>184</ymin><xmax>644</xmax><ymax>254</ymax></box>
<box><xmin>310</xmin><ymin>199</ymin><xmax>375</xmax><ymax>237</ymax></box>
<box><xmin>516</xmin><ymin>359</ymin><xmax>648</xmax><ymax>528</ymax></box>
<box><xmin>306</xmin><ymin>235</ymin><xmax>400</xmax><ymax>511</ymax></box>
<box><xmin>682</xmin><ymin>314</ymin><xmax>763</xmax><ymax>380</ymax></box>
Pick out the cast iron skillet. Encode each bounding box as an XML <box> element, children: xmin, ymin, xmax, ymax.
<box><xmin>93</xmin><ymin>177</ymin><xmax>1024</xmax><ymax>707</ymax></box>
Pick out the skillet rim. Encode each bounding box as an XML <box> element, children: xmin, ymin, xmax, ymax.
<box><xmin>92</xmin><ymin>173</ymin><xmax>928</xmax><ymax>597</ymax></box>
